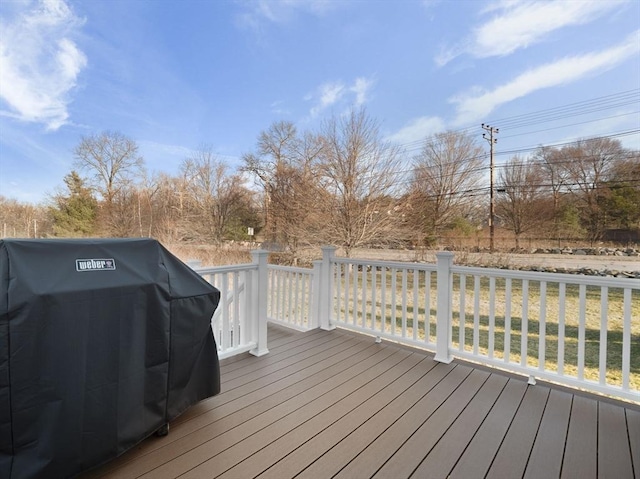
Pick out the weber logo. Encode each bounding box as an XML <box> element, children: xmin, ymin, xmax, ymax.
<box><xmin>76</xmin><ymin>258</ymin><xmax>116</xmax><ymax>272</ymax></box>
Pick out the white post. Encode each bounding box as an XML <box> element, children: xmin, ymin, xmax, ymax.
<box><xmin>311</xmin><ymin>260</ymin><xmax>322</xmax><ymax>329</ymax></box>
<box><xmin>186</xmin><ymin>259</ymin><xmax>202</xmax><ymax>269</ymax></box>
<box><xmin>250</xmin><ymin>250</ymin><xmax>269</xmax><ymax>356</ymax></box>
<box><xmin>434</xmin><ymin>252</ymin><xmax>454</xmax><ymax>363</ymax></box>
<box><xmin>318</xmin><ymin>246</ymin><xmax>337</xmax><ymax>330</ymax></box>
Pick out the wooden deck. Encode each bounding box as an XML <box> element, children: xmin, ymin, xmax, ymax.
<box><xmin>83</xmin><ymin>324</ymin><xmax>640</xmax><ymax>479</ymax></box>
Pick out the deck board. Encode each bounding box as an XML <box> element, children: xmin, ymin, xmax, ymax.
<box><xmin>524</xmin><ymin>388</ymin><xmax>572</xmax><ymax>479</ymax></box>
<box><xmin>180</xmin><ymin>348</ymin><xmax>414</xmax><ymax>479</ymax></box>
<box><xmin>292</xmin><ymin>361</ymin><xmax>456</xmax><ymax>479</ymax></box>
<box><xmin>486</xmin><ymin>385</ymin><xmax>550</xmax><ymax>478</ymax></box>
<box><xmin>251</xmin><ymin>354</ymin><xmax>436</xmax><ymax>479</ymax></box>
<box><xmin>562</xmin><ymin>395</ymin><xmax>598</xmax><ymax>479</ymax></box>
<box><xmin>332</xmin><ymin>364</ymin><xmax>476</xmax><ymax>479</ymax></box>
<box><xmin>142</xmin><ymin>343</ymin><xmax>399</xmax><ymax>478</ymax></box>
<box><xmin>410</xmin><ymin>373</ymin><xmax>509</xmax><ymax>478</ymax></box>
<box><xmin>448</xmin><ymin>378</ymin><xmax>528</xmax><ymax>478</ymax></box>
<box><xmin>598</xmin><ymin>401</ymin><xmax>634</xmax><ymax>479</ymax></box>
<box><xmin>372</xmin><ymin>369</ymin><xmax>492</xmax><ymax>478</ymax></box>
<box><xmin>217</xmin><ymin>352</ymin><xmax>428</xmax><ymax>479</ymax></box>
<box><xmin>628</xmin><ymin>408</ymin><xmax>640</xmax><ymax>477</ymax></box>
<box><xmin>81</xmin><ymin>324</ymin><xmax>640</xmax><ymax>479</ymax></box>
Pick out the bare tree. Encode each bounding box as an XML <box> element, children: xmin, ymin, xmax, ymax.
<box><xmin>135</xmin><ymin>175</ymin><xmax>161</xmax><ymax>238</ymax></box>
<box><xmin>496</xmin><ymin>156</ymin><xmax>552</xmax><ymax>249</ymax></box>
<box><xmin>561</xmin><ymin>137</ymin><xmax>625</xmax><ymax>243</ymax></box>
<box><xmin>242</xmin><ymin>122</ymin><xmax>325</xmax><ymax>260</ymax></box>
<box><xmin>74</xmin><ymin>131</ymin><xmax>144</xmax><ymax>202</ymax></box>
<box><xmin>318</xmin><ymin>108</ymin><xmax>403</xmax><ymax>256</ymax></box>
<box><xmin>408</xmin><ymin>131</ymin><xmax>485</xmax><ymax>245</ymax></box>
<box><xmin>143</xmin><ymin>173</ymin><xmax>187</xmax><ymax>243</ymax></box>
<box><xmin>273</xmin><ymin>131</ymin><xmax>326</xmax><ymax>259</ymax></box>
<box><xmin>73</xmin><ymin>131</ymin><xmax>144</xmax><ymax>235</ymax></box>
<box><xmin>0</xmin><ymin>196</ymin><xmax>50</xmax><ymax>238</ymax></box>
<box><xmin>107</xmin><ymin>185</ymin><xmax>139</xmax><ymax>237</ymax></box>
<box><xmin>181</xmin><ymin>147</ymin><xmax>246</xmax><ymax>243</ymax></box>
<box><xmin>533</xmin><ymin>145</ymin><xmax>571</xmax><ymax>243</ymax></box>
<box><xmin>242</xmin><ymin>121</ymin><xmax>298</xmax><ymax>243</ymax></box>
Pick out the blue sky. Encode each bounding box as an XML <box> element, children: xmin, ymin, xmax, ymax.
<box><xmin>1</xmin><ymin>0</ymin><xmax>639</xmax><ymax>204</ymax></box>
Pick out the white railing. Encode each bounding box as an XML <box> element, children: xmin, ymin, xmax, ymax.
<box><xmin>195</xmin><ymin>247</ymin><xmax>639</xmax><ymax>403</ymax></box>
<box><xmin>194</xmin><ymin>250</ymin><xmax>271</xmax><ymax>359</ymax></box>
<box><xmin>447</xmin><ymin>262</ymin><xmax>638</xmax><ymax>402</ymax></box>
<box><xmin>194</xmin><ymin>250</ymin><xmax>318</xmax><ymax>358</ymax></box>
<box><xmin>321</xmin><ymin>248</ymin><xmax>639</xmax><ymax>403</ymax></box>
<box><xmin>196</xmin><ymin>263</ymin><xmax>255</xmax><ymax>359</ymax></box>
<box><xmin>197</xmin><ymin>263</ymin><xmax>257</xmax><ymax>359</ymax></box>
<box><xmin>330</xmin><ymin>258</ymin><xmax>438</xmax><ymax>350</ymax></box>
<box><xmin>267</xmin><ymin>264</ymin><xmax>318</xmax><ymax>330</ymax></box>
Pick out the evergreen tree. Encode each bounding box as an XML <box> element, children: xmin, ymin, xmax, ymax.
<box><xmin>50</xmin><ymin>171</ymin><xmax>98</xmax><ymax>237</ymax></box>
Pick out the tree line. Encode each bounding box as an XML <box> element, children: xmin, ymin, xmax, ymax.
<box><xmin>1</xmin><ymin>108</ymin><xmax>638</xmax><ymax>260</ymax></box>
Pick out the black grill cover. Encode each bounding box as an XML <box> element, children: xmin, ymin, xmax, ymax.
<box><xmin>0</xmin><ymin>238</ymin><xmax>221</xmax><ymax>478</ymax></box>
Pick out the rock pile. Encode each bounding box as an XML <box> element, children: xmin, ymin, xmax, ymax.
<box><xmin>520</xmin><ymin>247</ymin><xmax>640</xmax><ymax>278</ymax></box>
<box><xmin>513</xmin><ymin>264</ymin><xmax>640</xmax><ymax>278</ymax></box>
<box><xmin>532</xmin><ymin>247</ymin><xmax>640</xmax><ymax>257</ymax></box>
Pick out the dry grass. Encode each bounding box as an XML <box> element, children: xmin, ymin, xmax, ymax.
<box><xmin>166</xmin><ymin>243</ymin><xmax>253</xmax><ymax>266</ymax></box>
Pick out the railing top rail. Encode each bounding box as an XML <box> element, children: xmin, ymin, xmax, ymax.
<box><xmin>194</xmin><ymin>263</ymin><xmax>258</xmax><ymax>275</ymax></box>
<box><xmin>268</xmin><ymin>264</ymin><xmax>314</xmax><ymax>274</ymax></box>
<box><xmin>451</xmin><ymin>264</ymin><xmax>640</xmax><ymax>289</ymax></box>
<box><xmin>332</xmin><ymin>257</ymin><xmax>437</xmax><ymax>272</ymax></box>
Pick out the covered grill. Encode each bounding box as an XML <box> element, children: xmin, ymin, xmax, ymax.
<box><xmin>0</xmin><ymin>238</ymin><xmax>220</xmax><ymax>478</ymax></box>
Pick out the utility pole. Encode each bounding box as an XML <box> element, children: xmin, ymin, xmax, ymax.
<box><xmin>482</xmin><ymin>124</ymin><xmax>498</xmax><ymax>253</ymax></box>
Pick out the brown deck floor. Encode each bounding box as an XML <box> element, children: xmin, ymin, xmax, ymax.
<box><xmin>82</xmin><ymin>324</ymin><xmax>639</xmax><ymax>479</ymax></box>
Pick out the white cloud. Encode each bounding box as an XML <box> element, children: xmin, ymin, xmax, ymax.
<box><xmin>421</xmin><ymin>0</ymin><xmax>441</xmax><ymax>12</ymax></box>
<box><xmin>386</xmin><ymin>116</ymin><xmax>446</xmax><ymax>146</ymax></box>
<box><xmin>437</xmin><ymin>0</ymin><xmax>627</xmax><ymax>66</ymax></box>
<box><xmin>320</xmin><ymin>82</ymin><xmax>345</xmax><ymax>105</ymax></box>
<box><xmin>435</xmin><ymin>43</ymin><xmax>467</xmax><ymax>68</ymax></box>
<box><xmin>270</xmin><ymin>100</ymin><xmax>290</xmax><ymax>115</ymax></box>
<box><xmin>350</xmin><ymin>77</ymin><xmax>374</xmax><ymax>107</ymax></box>
<box><xmin>236</xmin><ymin>0</ymin><xmax>341</xmax><ymax>29</ymax></box>
<box><xmin>308</xmin><ymin>76</ymin><xmax>374</xmax><ymax>117</ymax></box>
<box><xmin>0</xmin><ymin>0</ymin><xmax>86</xmax><ymax>130</ymax></box>
<box><xmin>422</xmin><ymin>0</ymin><xmax>440</xmax><ymax>7</ymax></box>
<box><xmin>450</xmin><ymin>30</ymin><xmax>640</xmax><ymax>126</ymax></box>
<box><xmin>309</xmin><ymin>81</ymin><xmax>345</xmax><ymax>116</ymax></box>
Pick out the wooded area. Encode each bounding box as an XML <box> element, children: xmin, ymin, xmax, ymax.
<box><xmin>2</xmin><ymin>108</ymin><xmax>639</xmax><ymax>261</ymax></box>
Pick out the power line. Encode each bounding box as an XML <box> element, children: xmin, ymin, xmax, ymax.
<box><xmin>403</xmin><ymin>178</ymin><xmax>640</xmax><ymax>203</ymax></box>
<box><xmin>498</xmin><ymin>111</ymin><xmax>640</xmax><ymax>140</ymax></box>
<box><xmin>495</xmin><ymin>129</ymin><xmax>640</xmax><ymax>158</ymax></box>
<box><xmin>488</xmin><ymin>89</ymin><xmax>640</xmax><ymax>130</ymax></box>
<box><xmin>393</xmin><ymin>89</ymin><xmax>640</xmax><ymax>154</ymax></box>
<box><xmin>381</xmin><ymin>129</ymin><xmax>639</xmax><ymax>188</ymax></box>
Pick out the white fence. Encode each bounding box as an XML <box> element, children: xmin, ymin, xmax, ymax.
<box><xmin>195</xmin><ymin>251</ymin><xmax>267</xmax><ymax>359</ymax></box>
<box><xmin>196</xmin><ymin>247</ymin><xmax>639</xmax><ymax>403</ymax></box>
<box><xmin>196</xmin><ymin>263</ymin><xmax>259</xmax><ymax>359</ymax></box>
<box><xmin>267</xmin><ymin>264</ymin><xmax>317</xmax><ymax>330</ymax></box>
<box><xmin>194</xmin><ymin>251</ymin><xmax>317</xmax><ymax>359</ymax></box>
